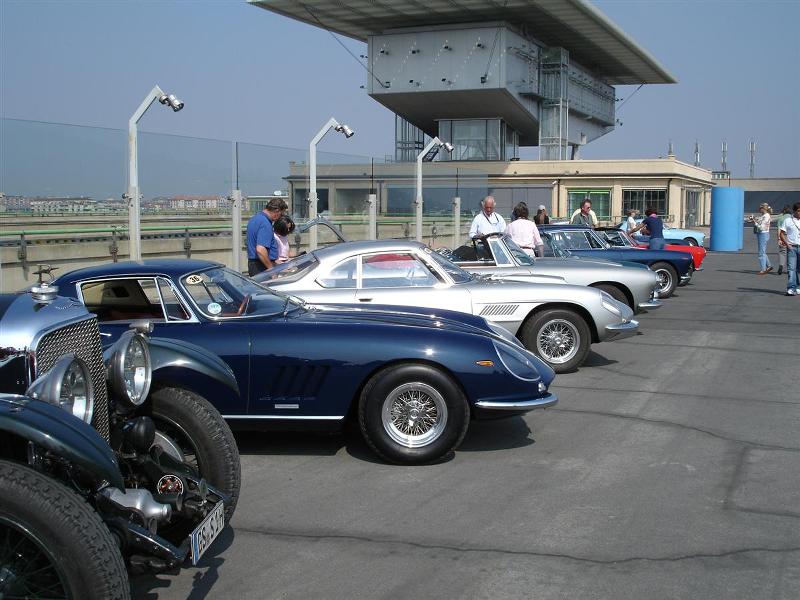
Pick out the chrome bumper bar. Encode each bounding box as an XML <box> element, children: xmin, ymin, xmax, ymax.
<box><xmin>475</xmin><ymin>392</ymin><xmax>558</xmax><ymax>411</ymax></box>
<box><xmin>637</xmin><ymin>299</ymin><xmax>662</xmax><ymax>310</ymax></box>
<box><xmin>604</xmin><ymin>319</ymin><xmax>639</xmax><ymax>341</ymax></box>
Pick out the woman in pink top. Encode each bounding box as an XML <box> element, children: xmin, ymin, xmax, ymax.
<box><xmin>272</xmin><ymin>216</ymin><xmax>295</xmax><ymax>264</ymax></box>
<box><xmin>505</xmin><ymin>202</ymin><xmax>544</xmax><ymax>257</ymax></box>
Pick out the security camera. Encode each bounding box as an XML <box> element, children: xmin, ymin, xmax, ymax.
<box><xmin>335</xmin><ymin>124</ymin><xmax>355</xmax><ymax>138</ymax></box>
<box><xmin>442</xmin><ymin>142</ymin><xmax>454</xmax><ymax>153</ymax></box>
<box><xmin>158</xmin><ymin>94</ymin><xmax>184</xmax><ymax>112</ymax></box>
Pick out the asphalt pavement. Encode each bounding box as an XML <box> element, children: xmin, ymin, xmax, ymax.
<box><xmin>133</xmin><ymin>232</ymin><xmax>799</xmax><ymax>600</ymax></box>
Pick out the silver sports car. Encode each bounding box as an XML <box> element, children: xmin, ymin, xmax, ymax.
<box><xmin>255</xmin><ymin>240</ymin><xmax>639</xmax><ymax>373</ymax></box>
<box><xmin>442</xmin><ymin>233</ymin><xmax>661</xmax><ymax>313</ymax></box>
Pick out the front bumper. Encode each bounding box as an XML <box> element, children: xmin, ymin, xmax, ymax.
<box><xmin>474</xmin><ymin>392</ymin><xmax>558</xmax><ymax>411</ymax></box>
<box><xmin>604</xmin><ymin>319</ymin><xmax>639</xmax><ymax>341</ymax></box>
<box><xmin>637</xmin><ymin>299</ymin><xmax>662</xmax><ymax>311</ymax></box>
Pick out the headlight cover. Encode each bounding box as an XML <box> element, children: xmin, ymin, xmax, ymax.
<box><xmin>486</xmin><ymin>320</ymin><xmax>525</xmax><ymax>349</ymax></box>
<box><xmin>26</xmin><ymin>354</ymin><xmax>95</xmax><ymax>423</ymax></box>
<box><xmin>600</xmin><ymin>291</ymin><xmax>624</xmax><ymax>317</ymax></box>
<box><xmin>107</xmin><ymin>331</ymin><xmax>152</xmax><ymax>409</ymax></box>
<box><xmin>493</xmin><ymin>341</ymin><xmax>543</xmax><ymax>382</ymax></box>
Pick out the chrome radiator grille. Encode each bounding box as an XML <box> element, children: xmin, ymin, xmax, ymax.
<box><xmin>35</xmin><ymin>317</ymin><xmax>110</xmax><ymax>441</ymax></box>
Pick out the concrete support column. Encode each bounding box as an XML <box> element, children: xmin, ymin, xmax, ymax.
<box><xmin>367</xmin><ymin>193</ymin><xmax>377</xmax><ymax>240</ymax></box>
<box><xmin>669</xmin><ymin>180</ymin><xmax>683</xmax><ymax>225</ymax></box>
<box><xmin>230</xmin><ymin>189</ymin><xmax>243</xmax><ymax>272</ymax></box>
<box><xmin>612</xmin><ymin>182</ymin><xmax>623</xmax><ymax>222</ymax></box>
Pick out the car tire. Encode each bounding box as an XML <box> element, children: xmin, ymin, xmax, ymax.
<box><xmin>0</xmin><ymin>460</ymin><xmax>130</xmax><ymax>600</ymax></box>
<box><xmin>147</xmin><ymin>387</ymin><xmax>242</xmax><ymax>521</ymax></box>
<box><xmin>683</xmin><ymin>237</ymin><xmax>698</xmax><ymax>246</ymax></box>
<box><xmin>520</xmin><ymin>308</ymin><xmax>591</xmax><ymax>373</ymax></box>
<box><xmin>592</xmin><ymin>283</ymin><xmax>631</xmax><ymax>309</ymax></box>
<box><xmin>651</xmin><ymin>262</ymin><xmax>678</xmax><ymax>298</ymax></box>
<box><xmin>358</xmin><ymin>363</ymin><xmax>469</xmax><ymax>465</ymax></box>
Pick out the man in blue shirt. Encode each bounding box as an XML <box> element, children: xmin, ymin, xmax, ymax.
<box><xmin>246</xmin><ymin>198</ymin><xmax>287</xmax><ymax>275</ymax></box>
<box><xmin>630</xmin><ymin>207</ymin><xmax>666</xmax><ymax>250</ymax></box>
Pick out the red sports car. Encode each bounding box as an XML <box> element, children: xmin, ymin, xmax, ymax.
<box><xmin>598</xmin><ymin>228</ymin><xmax>706</xmax><ymax>270</ymax></box>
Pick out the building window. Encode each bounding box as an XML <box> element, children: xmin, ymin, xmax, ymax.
<box><xmin>436</xmin><ymin>119</ymin><xmax>520</xmax><ymax>161</ymax></box>
<box><xmin>292</xmin><ymin>188</ymin><xmax>328</xmax><ymax>218</ymax></box>
<box><xmin>568</xmin><ymin>189</ymin><xmax>611</xmax><ymax>221</ymax></box>
<box><xmin>622</xmin><ymin>189</ymin><xmax>666</xmax><ymax>217</ymax></box>
<box><xmin>386</xmin><ymin>186</ymin><xmax>487</xmax><ymax>216</ymax></box>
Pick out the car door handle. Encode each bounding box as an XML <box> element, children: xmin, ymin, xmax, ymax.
<box><xmin>359</xmin><ymin>298</ymin><xmax>373</xmax><ymax>302</ymax></box>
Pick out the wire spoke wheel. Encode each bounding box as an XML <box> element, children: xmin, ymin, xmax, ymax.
<box><xmin>0</xmin><ymin>518</ymin><xmax>69</xmax><ymax>600</ymax></box>
<box><xmin>381</xmin><ymin>382</ymin><xmax>448</xmax><ymax>448</ymax></box>
<box><xmin>536</xmin><ymin>319</ymin><xmax>580</xmax><ymax>364</ymax></box>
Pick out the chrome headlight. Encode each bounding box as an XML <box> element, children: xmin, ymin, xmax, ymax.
<box><xmin>600</xmin><ymin>291</ymin><xmax>624</xmax><ymax>317</ymax></box>
<box><xmin>26</xmin><ymin>354</ymin><xmax>95</xmax><ymax>423</ymax></box>
<box><xmin>107</xmin><ymin>331</ymin><xmax>152</xmax><ymax>409</ymax></box>
<box><xmin>493</xmin><ymin>341</ymin><xmax>547</xmax><ymax>382</ymax></box>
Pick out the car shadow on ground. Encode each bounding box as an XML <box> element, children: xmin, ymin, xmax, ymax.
<box><xmin>130</xmin><ymin>526</ymin><xmax>235</xmax><ymax>600</ymax></box>
<box><xmin>457</xmin><ymin>416</ymin><xmax>535</xmax><ymax>453</ymax></box>
<box><xmin>581</xmin><ymin>350</ymin><xmax>619</xmax><ymax>368</ymax></box>
<box><xmin>233</xmin><ymin>417</ymin><xmax>538</xmax><ymax>463</ymax></box>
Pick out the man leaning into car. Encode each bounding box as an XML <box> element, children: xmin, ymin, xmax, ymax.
<box><xmin>247</xmin><ymin>198</ymin><xmax>287</xmax><ymax>275</ymax></box>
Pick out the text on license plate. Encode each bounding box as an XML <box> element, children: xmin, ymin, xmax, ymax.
<box><xmin>190</xmin><ymin>501</ymin><xmax>225</xmax><ymax>565</ymax></box>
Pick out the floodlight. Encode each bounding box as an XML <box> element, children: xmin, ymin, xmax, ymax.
<box><xmin>335</xmin><ymin>124</ymin><xmax>355</xmax><ymax>138</ymax></box>
<box><xmin>442</xmin><ymin>142</ymin><xmax>454</xmax><ymax>153</ymax></box>
<box><xmin>158</xmin><ymin>94</ymin><xmax>184</xmax><ymax>112</ymax></box>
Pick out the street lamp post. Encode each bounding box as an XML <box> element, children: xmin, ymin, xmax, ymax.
<box><xmin>127</xmin><ymin>85</ymin><xmax>184</xmax><ymax>261</ymax></box>
<box><xmin>414</xmin><ymin>137</ymin><xmax>454</xmax><ymax>242</ymax></box>
<box><xmin>308</xmin><ymin>117</ymin><xmax>354</xmax><ymax>250</ymax></box>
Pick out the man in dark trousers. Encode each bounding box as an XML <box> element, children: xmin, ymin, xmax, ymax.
<box><xmin>246</xmin><ymin>198</ymin><xmax>287</xmax><ymax>275</ymax></box>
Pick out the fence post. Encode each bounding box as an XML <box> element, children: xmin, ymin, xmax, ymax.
<box><xmin>367</xmin><ymin>193</ymin><xmax>377</xmax><ymax>240</ymax></box>
<box><xmin>109</xmin><ymin>229</ymin><xmax>119</xmax><ymax>263</ymax></box>
<box><xmin>452</xmin><ymin>196</ymin><xmax>461</xmax><ymax>248</ymax></box>
<box><xmin>230</xmin><ymin>189</ymin><xmax>243</xmax><ymax>271</ymax></box>
<box><xmin>17</xmin><ymin>234</ymin><xmax>28</xmax><ymax>280</ymax></box>
<box><xmin>183</xmin><ymin>228</ymin><xmax>192</xmax><ymax>259</ymax></box>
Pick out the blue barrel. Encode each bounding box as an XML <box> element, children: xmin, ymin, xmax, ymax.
<box><xmin>710</xmin><ymin>187</ymin><xmax>744</xmax><ymax>251</ymax></box>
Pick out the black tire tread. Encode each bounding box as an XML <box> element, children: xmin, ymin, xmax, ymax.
<box><xmin>651</xmin><ymin>261</ymin><xmax>678</xmax><ymax>298</ymax></box>
<box><xmin>358</xmin><ymin>363</ymin><xmax>470</xmax><ymax>465</ymax></box>
<box><xmin>520</xmin><ymin>308</ymin><xmax>592</xmax><ymax>373</ymax></box>
<box><xmin>149</xmin><ymin>387</ymin><xmax>242</xmax><ymax>520</ymax></box>
<box><xmin>0</xmin><ymin>459</ymin><xmax>130</xmax><ymax>600</ymax></box>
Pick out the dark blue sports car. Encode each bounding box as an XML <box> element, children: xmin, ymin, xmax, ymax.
<box><xmin>54</xmin><ymin>260</ymin><xmax>557</xmax><ymax>464</ymax></box>
<box><xmin>538</xmin><ymin>225</ymin><xmax>694</xmax><ymax>298</ymax></box>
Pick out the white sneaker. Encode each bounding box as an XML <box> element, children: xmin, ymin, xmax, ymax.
<box><xmin>788</xmin><ymin>289</ymin><xmax>797</xmax><ymax>296</ymax></box>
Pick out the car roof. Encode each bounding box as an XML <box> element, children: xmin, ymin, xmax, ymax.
<box><xmin>55</xmin><ymin>259</ymin><xmax>223</xmax><ymax>282</ymax></box>
<box><xmin>312</xmin><ymin>239</ymin><xmax>428</xmax><ymax>262</ymax></box>
<box><xmin>538</xmin><ymin>224</ymin><xmax>593</xmax><ymax>231</ymax></box>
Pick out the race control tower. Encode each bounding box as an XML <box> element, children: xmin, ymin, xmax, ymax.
<box><xmin>250</xmin><ymin>0</ymin><xmax>675</xmax><ymax>161</ymax></box>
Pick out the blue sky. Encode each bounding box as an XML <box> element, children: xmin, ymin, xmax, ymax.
<box><xmin>1</xmin><ymin>0</ymin><xmax>798</xmax><ymax>197</ymax></box>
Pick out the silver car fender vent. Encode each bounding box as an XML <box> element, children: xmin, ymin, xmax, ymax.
<box><xmin>479</xmin><ymin>304</ymin><xmax>520</xmax><ymax>317</ymax></box>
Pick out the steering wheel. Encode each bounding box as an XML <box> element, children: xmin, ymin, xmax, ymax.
<box><xmin>236</xmin><ymin>294</ymin><xmax>252</xmax><ymax>316</ymax></box>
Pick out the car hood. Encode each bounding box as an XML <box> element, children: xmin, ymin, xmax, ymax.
<box><xmin>289</xmin><ymin>302</ymin><xmax>506</xmax><ymax>342</ymax></box>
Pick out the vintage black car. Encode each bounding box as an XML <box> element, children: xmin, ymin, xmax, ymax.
<box><xmin>0</xmin><ymin>277</ymin><xmax>241</xmax><ymax>599</ymax></box>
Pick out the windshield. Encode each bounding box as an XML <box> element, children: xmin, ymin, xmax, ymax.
<box><xmin>540</xmin><ymin>233</ymin><xmax>573</xmax><ymax>258</ymax></box>
<box><xmin>181</xmin><ymin>267</ymin><xmax>302</xmax><ymax>318</ymax></box>
<box><xmin>501</xmin><ymin>236</ymin><xmax>535</xmax><ymax>265</ymax></box>
<box><xmin>426</xmin><ymin>248</ymin><xmax>473</xmax><ymax>283</ymax></box>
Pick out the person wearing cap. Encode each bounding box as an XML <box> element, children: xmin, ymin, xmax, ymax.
<box><xmin>246</xmin><ymin>197</ymin><xmax>287</xmax><ymax>275</ymax></box>
<box><xmin>748</xmin><ymin>203</ymin><xmax>773</xmax><ymax>275</ymax></box>
<box><xmin>533</xmin><ymin>204</ymin><xmax>550</xmax><ymax>225</ymax></box>
<box><xmin>776</xmin><ymin>205</ymin><xmax>791</xmax><ymax>275</ymax></box>
<box><xmin>778</xmin><ymin>202</ymin><xmax>800</xmax><ymax>295</ymax></box>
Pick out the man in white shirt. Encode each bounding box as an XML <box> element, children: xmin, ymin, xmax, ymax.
<box><xmin>778</xmin><ymin>202</ymin><xmax>800</xmax><ymax>295</ymax></box>
<box><xmin>469</xmin><ymin>196</ymin><xmax>506</xmax><ymax>239</ymax></box>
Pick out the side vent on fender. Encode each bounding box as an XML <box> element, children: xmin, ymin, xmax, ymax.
<box><xmin>479</xmin><ymin>304</ymin><xmax>519</xmax><ymax>317</ymax></box>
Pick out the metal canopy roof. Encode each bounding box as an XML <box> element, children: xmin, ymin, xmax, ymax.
<box><xmin>249</xmin><ymin>0</ymin><xmax>676</xmax><ymax>85</ymax></box>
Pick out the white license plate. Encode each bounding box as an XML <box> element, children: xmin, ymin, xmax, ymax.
<box><xmin>190</xmin><ymin>501</ymin><xmax>225</xmax><ymax>565</ymax></box>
